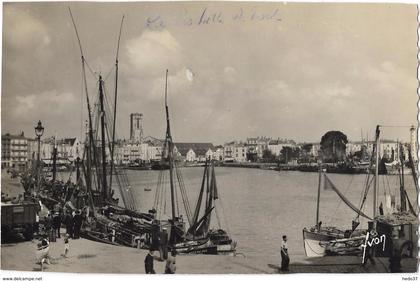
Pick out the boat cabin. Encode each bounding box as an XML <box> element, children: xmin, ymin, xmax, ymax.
<box><xmin>369</xmin><ymin>212</ymin><xmax>418</xmax><ymax>258</ymax></box>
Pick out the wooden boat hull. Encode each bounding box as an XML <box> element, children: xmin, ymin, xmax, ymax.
<box><xmin>302</xmin><ymin>228</ymin><xmax>343</xmax><ymax>257</ymax></box>
<box><xmin>174</xmin><ymin>234</ymin><xmax>236</xmax><ymax>255</ymax></box>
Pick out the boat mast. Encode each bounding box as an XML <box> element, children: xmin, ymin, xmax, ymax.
<box><xmin>69</xmin><ymin>7</ymin><xmax>98</xmax><ymax>198</ymax></box>
<box><xmin>373</xmin><ymin>125</ymin><xmax>380</xmax><ymax>218</ymax></box>
<box><xmin>399</xmin><ymin>143</ymin><xmax>407</xmax><ymax>211</ymax></box>
<box><xmin>408</xmin><ymin>147</ymin><xmax>419</xmax><ymax>193</ymax></box>
<box><xmin>109</xmin><ymin>15</ymin><xmax>124</xmax><ymax>198</ymax></box>
<box><xmin>315</xmin><ymin>155</ymin><xmax>322</xmax><ymax>229</ymax></box>
<box><xmin>99</xmin><ymin>75</ymin><xmax>108</xmax><ymax>201</ymax></box>
<box><xmin>52</xmin><ymin>135</ymin><xmax>57</xmax><ymax>182</ymax></box>
<box><xmin>164</xmin><ymin>70</ymin><xmax>177</xmax><ymax>230</ymax></box>
<box><xmin>84</xmin><ymin>121</ymin><xmax>92</xmax><ymax>194</ymax></box>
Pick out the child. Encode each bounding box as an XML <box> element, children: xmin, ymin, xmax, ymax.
<box><xmin>63</xmin><ymin>234</ymin><xmax>70</xmax><ymax>257</ymax></box>
<box><xmin>36</xmin><ymin>238</ymin><xmax>50</xmax><ymax>271</ymax></box>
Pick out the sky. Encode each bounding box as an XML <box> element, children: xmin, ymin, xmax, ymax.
<box><xmin>1</xmin><ymin>2</ymin><xmax>418</xmax><ymax>144</ymax></box>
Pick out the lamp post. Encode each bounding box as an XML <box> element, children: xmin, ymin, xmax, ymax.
<box><xmin>35</xmin><ymin>120</ymin><xmax>44</xmax><ymax>192</ymax></box>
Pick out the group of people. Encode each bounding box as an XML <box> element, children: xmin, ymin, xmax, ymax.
<box><xmin>63</xmin><ymin>209</ymin><xmax>84</xmax><ymax>239</ymax></box>
<box><xmin>41</xmin><ymin>203</ymin><xmax>85</xmax><ymax>240</ymax></box>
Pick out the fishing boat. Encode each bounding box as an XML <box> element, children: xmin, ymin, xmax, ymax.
<box><xmin>67</xmin><ymin>9</ymin><xmax>155</xmax><ymax>248</ymax></box>
<box><xmin>303</xmin><ymin>128</ymin><xmax>381</xmax><ymax>257</ymax></box>
<box><xmin>152</xmin><ymin>70</ymin><xmax>236</xmax><ymax>255</ymax></box>
<box><xmin>303</xmin><ymin>125</ymin><xmax>419</xmax><ymax>257</ymax></box>
<box><xmin>302</xmin><ymin>165</ymin><xmax>349</xmax><ymax>257</ymax></box>
<box><xmin>175</xmin><ymin>160</ymin><xmax>236</xmax><ymax>254</ymax></box>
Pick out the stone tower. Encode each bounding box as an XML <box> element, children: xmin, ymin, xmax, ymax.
<box><xmin>130</xmin><ymin>113</ymin><xmax>143</xmax><ymax>143</ymax></box>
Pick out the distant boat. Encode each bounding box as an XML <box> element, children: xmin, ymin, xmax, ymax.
<box><xmin>126</xmin><ymin>163</ymin><xmax>151</xmax><ymax>170</ymax></box>
<box><xmin>150</xmin><ymin>160</ymin><xmax>170</xmax><ymax>170</ymax></box>
<box><xmin>385</xmin><ymin>161</ymin><xmax>411</xmax><ymax>175</ymax></box>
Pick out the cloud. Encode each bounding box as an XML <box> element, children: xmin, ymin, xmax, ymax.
<box><xmin>126</xmin><ymin>29</ymin><xmax>183</xmax><ymax>77</ymax></box>
<box><xmin>4</xmin><ymin>5</ymin><xmax>50</xmax><ymax>50</ymax></box>
<box><xmin>8</xmin><ymin>90</ymin><xmax>79</xmax><ymax>130</ymax></box>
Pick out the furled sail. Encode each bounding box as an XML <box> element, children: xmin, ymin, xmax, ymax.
<box><xmin>187</xmin><ymin>161</ymin><xmax>218</xmax><ymax>237</ymax></box>
<box><xmin>324</xmin><ymin>174</ymin><xmax>372</xmax><ymax>220</ymax></box>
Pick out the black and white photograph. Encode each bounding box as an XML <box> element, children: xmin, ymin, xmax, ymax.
<box><xmin>1</xmin><ymin>1</ymin><xmax>419</xmax><ymax>277</ymax></box>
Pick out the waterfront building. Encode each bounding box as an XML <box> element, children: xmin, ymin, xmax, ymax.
<box><xmin>268</xmin><ymin>139</ymin><xmax>296</xmax><ymax>157</ymax></box>
<box><xmin>1</xmin><ymin>132</ymin><xmax>28</xmax><ymax>169</ymax></box>
<box><xmin>346</xmin><ymin>139</ymin><xmax>411</xmax><ymax>162</ymax></box>
<box><xmin>121</xmin><ymin>142</ymin><xmax>148</xmax><ymax>164</ymax></box>
<box><xmin>143</xmin><ymin>136</ymin><xmax>164</xmax><ymax>162</ymax></box>
<box><xmin>223</xmin><ymin>142</ymin><xmax>235</xmax><ymax>162</ymax></box>
<box><xmin>57</xmin><ymin>138</ymin><xmax>83</xmax><ymax>161</ymax></box>
<box><xmin>225</xmin><ymin>141</ymin><xmax>248</xmax><ymax>162</ymax></box>
<box><xmin>247</xmin><ymin>136</ymin><xmax>271</xmax><ymax>159</ymax></box>
<box><xmin>27</xmin><ymin>138</ymin><xmax>38</xmax><ymax>162</ymax></box>
<box><xmin>130</xmin><ymin>113</ymin><xmax>144</xmax><ymax>143</ymax></box>
<box><xmin>114</xmin><ymin>138</ymin><xmax>158</xmax><ymax>164</ymax></box>
<box><xmin>234</xmin><ymin>144</ymin><xmax>247</xmax><ymax>162</ymax></box>
<box><xmin>380</xmin><ymin>140</ymin><xmax>400</xmax><ymax>161</ymax></box>
<box><xmin>174</xmin><ymin>143</ymin><xmax>215</xmax><ymax>162</ymax></box>
<box><xmin>30</xmin><ymin>137</ymin><xmax>83</xmax><ymax>164</ymax></box>
<box><xmin>185</xmin><ymin>148</ymin><xmax>197</xmax><ymax>162</ymax></box>
<box><xmin>213</xmin><ymin>145</ymin><xmax>224</xmax><ymax>161</ymax></box>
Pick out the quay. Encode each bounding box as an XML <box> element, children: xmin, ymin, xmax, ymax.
<box><xmin>220</xmin><ymin>162</ymin><xmax>279</xmax><ymax>170</ymax></box>
<box><xmin>2</xmin><ymin>237</ymin><xmax>417</xmax><ymax>273</ymax></box>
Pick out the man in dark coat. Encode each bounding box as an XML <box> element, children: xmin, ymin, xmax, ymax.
<box><xmin>145</xmin><ymin>250</ymin><xmax>156</xmax><ymax>274</ymax></box>
<box><xmin>64</xmin><ymin>211</ymin><xmax>74</xmax><ymax>238</ymax></box>
<box><xmin>52</xmin><ymin>212</ymin><xmax>62</xmax><ymax>238</ymax></box>
<box><xmin>73</xmin><ymin>210</ymin><xmax>83</xmax><ymax>239</ymax></box>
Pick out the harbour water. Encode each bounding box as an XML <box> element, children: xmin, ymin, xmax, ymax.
<box><xmin>99</xmin><ymin>167</ymin><xmax>417</xmax><ymax>264</ymax></box>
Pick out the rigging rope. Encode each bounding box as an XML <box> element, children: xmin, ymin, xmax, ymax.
<box><xmin>218</xmin><ymin>195</ymin><xmax>232</xmax><ymax>236</ymax></box>
<box><xmin>174</xmin><ymin>163</ymin><xmax>193</xmax><ymax>224</ymax></box>
<box><xmin>327</xmin><ymin>175</ymin><xmax>355</xmax><ymax>226</ymax></box>
<box><xmin>154</xmin><ymin>170</ymin><xmax>164</xmax><ymax>209</ymax></box>
<box><xmin>174</xmin><ymin>169</ymin><xmax>180</xmax><ymax>217</ymax></box>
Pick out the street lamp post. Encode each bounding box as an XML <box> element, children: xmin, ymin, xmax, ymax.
<box><xmin>35</xmin><ymin>120</ymin><xmax>44</xmax><ymax>192</ymax></box>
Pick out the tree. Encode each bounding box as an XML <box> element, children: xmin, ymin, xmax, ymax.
<box><xmin>280</xmin><ymin>146</ymin><xmax>300</xmax><ymax>164</ymax></box>
<box><xmin>300</xmin><ymin>143</ymin><xmax>313</xmax><ymax>163</ymax></box>
<box><xmin>301</xmin><ymin>143</ymin><xmax>313</xmax><ymax>153</ymax></box>
<box><xmin>320</xmin><ymin>131</ymin><xmax>348</xmax><ymax>162</ymax></box>
<box><xmin>262</xmin><ymin>149</ymin><xmax>276</xmax><ymax>162</ymax></box>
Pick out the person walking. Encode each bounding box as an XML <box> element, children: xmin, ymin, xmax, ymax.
<box><xmin>280</xmin><ymin>235</ymin><xmax>290</xmax><ymax>271</ymax></box>
<box><xmin>145</xmin><ymin>250</ymin><xmax>156</xmax><ymax>274</ymax></box>
<box><xmin>165</xmin><ymin>249</ymin><xmax>177</xmax><ymax>274</ymax></box>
